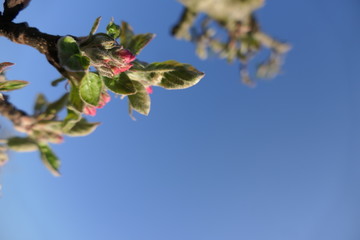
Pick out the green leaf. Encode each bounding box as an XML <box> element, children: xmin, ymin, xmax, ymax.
<box><xmin>34</xmin><ymin>94</ymin><xmax>48</xmax><ymax>115</ymax></box>
<box><xmin>126</xmin><ymin>71</ymin><xmax>162</xmax><ymax>86</ymax></box>
<box><xmin>127</xmin><ymin>33</ymin><xmax>155</xmax><ymax>55</ymax></box>
<box><xmin>57</xmin><ymin>36</ymin><xmax>81</xmax><ymax>66</ymax></box>
<box><xmin>0</xmin><ymin>80</ymin><xmax>29</xmax><ymax>91</ymax></box>
<box><xmin>128</xmin><ymin>81</ymin><xmax>150</xmax><ymax>115</ymax></box>
<box><xmin>144</xmin><ymin>60</ymin><xmax>205</xmax><ymax>89</ymax></box>
<box><xmin>7</xmin><ymin>137</ymin><xmax>38</xmax><ymax>152</ymax></box>
<box><xmin>127</xmin><ymin>61</ymin><xmax>162</xmax><ymax>85</ymax></box>
<box><xmin>103</xmin><ymin>73</ymin><xmax>136</xmax><ymax>95</ymax></box>
<box><xmin>90</xmin><ymin>16</ymin><xmax>102</xmax><ymax>36</ymax></box>
<box><xmin>31</xmin><ymin>129</ymin><xmax>63</xmax><ymax>144</ymax></box>
<box><xmin>106</xmin><ymin>20</ymin><xmax>121</xmax><ymax>39</ymax></box>
<box><xmin>64</xmin><ymin>118</ymin><xmax>100</xmax><ymax>137</ymax></box>
<box><xmin>62</xmin><ymin>108</ymin><xmax>82</xmax><ymax>132</ymax></box>
<box><xmin>120</xmin><ymin>21</ymin><xmax>134</xmax><ymax>48</ymax></box>
<box><xmin>80</xmin><ymin>33</ymin><xmax>116</xmax><ymax>50</ymax></box>
<box><xmin>51</xmin><ymin>77</ymin><xmax>66</xmax><ymax>87</ymax></box>
<box><xmin>42</xmin><ymin>93</ymin><xmax>69</xmax><ymax>119</ymax></box>
<box><xmin>35</xmin><ymin>121</ymin><xmax>63</xmax><ymax>135</ymax></box>
<box><xmin>63</xmin><ymin>54</ymin><xmax>90</xmax><ymax>72</ymax></box>
<box><xmin>30</xmin><ymin>121</ymin><xmax>64</xmax><ymax>144</ymax></box>
<box><xmin>79</xmin><ymin>72</ymin><xmax>103</xmax><ymax>106</ymax></box>
<box><xmin>38</xmin><ymin>143</ymin><xmax>61</xmax><ymax>177</ymax></box>
<box><xmin>69</xmin><ymin>84</ymin><xmax>84</xmax><ymax>112</ymax></box>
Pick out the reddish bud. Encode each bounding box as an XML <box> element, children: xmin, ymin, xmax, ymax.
<box><xmin>146</xmin><ymin>86</ymin><xmax>153</xmax><ymax>94</ymax></box>
<box><xmin>83</xmin><ymin>106</ymin><xmax>97</xmax><ymax>116</ymax></box>
<box><xmin>111</xmin><ymin>64</ymin><xmax>133</xmax><ymax>75</ymax></box>
<box><xmin>97</xmin><ymin>92</ymin><xmax>111</xmax><ymax>108</ymax></box>
<box><xmin>116</xmin><ymin>49</ymin><xmax>136</xmax><ymax>63</ymax></box>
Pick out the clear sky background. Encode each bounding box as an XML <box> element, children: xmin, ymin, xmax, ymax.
<box><xmin>0</xmin><ymin>0</ymin><xmax>360</xmax><ymax>240</ymax></box>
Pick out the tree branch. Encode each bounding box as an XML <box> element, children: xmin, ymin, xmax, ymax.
<box><xmin>1</xmin><ymin>0</ymin><xmax>31</xmax><ymax>22</ymax></box>
<box><xmin>0</xmin><ymin>21</ymin><xmax>72</xmax><ymax>79</ymax></box>
<box><xmin>171</xmin><ymin>7</ymin><xmax>197</xmax><ymax>40</ymax></box>
<box><xmin>0</xmin><ymin>95</ymin><xmax>35</xmax><ymax>132</ymax></box>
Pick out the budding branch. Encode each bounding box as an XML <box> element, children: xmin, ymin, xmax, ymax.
<box><xmin>0</xmin><ymin>20</ymin><xmax>73</xmax><ymax>79</ymax></box>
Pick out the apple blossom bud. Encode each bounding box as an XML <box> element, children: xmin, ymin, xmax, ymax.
<box><xmin>111</xmin><ymin>64</ymin><xmax>133</xmax><ymax>75</ymax></box>
<box><xmin>116</xmin><ymin>49</ymin><xmax>136</xmax><ymax>63</ymax></box>
<box><xmin>146</xmin><ymin>86</ymin><xmax>153</xmax><ymax>94</ymax></box>
<box><xmin>97</xmin><ymin>92</ymin><xmax>111</xmax><ymax>108</ymax></box>
<box><xmin>83</xmin><ymin>106</ymin><xmax>97</xmax><ymax>116</ymax></box>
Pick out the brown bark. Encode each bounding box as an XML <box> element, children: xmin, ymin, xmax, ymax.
<box><xmin>0</xmin><ymin>95</ymin><xmax>35</xmax><ymax>132</ymax></box>
<box><xmin>2</xmin><ymin>0</ymin><xmax>31</xmax><ymax>22</ymax></box>
<box><xmin>0</xmin><ymin>21</ymin><xmax>71</xmax><ymax>79</ymax></box>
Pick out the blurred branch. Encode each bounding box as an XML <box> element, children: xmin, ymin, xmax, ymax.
<box><xmin>172</xmin><ymin>0</ymin><xmax>291</xmax><ymax>85</ymax></box>
<box><xmin>1</xmin><ymin>0</ymin><xmax>31</xmax><ymax>22</ymax></box>
<box><xmin>253</xmin><ymin>32</ymin><xmax>290</xmax><ymax>54</ymax></box>
<box><xmin>172</xmin><ymin>7</ymin><xmax>197</xmax><ymax>40</ymax></box>
<box><xmin>0</xmin><ymin>95</ymin><xmax>35</xmax><ymax>132</ymax></box>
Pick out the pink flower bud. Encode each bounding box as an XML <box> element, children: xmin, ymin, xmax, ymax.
<box><xmin>83</xmin><ymin>106</ymin><xmax>97</xmax><ymax>116</ymax></box>
<box><xmin>117</xmin><ymin>49</ymin><xmax>136</xmax><ymax>63</ymax></box>
<box><xmin>111</xmin><ymin>66</ymin><xmax>122</xmax><ymax>75</ymax></box>
<box><xmin>97</xmin><ymin>92</ymin><xmax>111</xmax><ymax>109</ymax></box>
<box><xmin>111</xmin><ymin>64</ymin><xmax>133</xmax><ymax>75</ymax></box>
<box><xmin>146</xmin><ymin>86</ymin><xmax>153</xmax><ymax>94</ymax></box>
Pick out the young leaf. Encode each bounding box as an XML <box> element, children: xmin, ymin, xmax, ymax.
<box><xmin>31</xmin><ymin>129</ymin><xmax>63</xmax><ymax>144</ymax></box>
<box><xmin>7</xmin><ymin>137</ymin><xmax>38</xmax><ymax>152</ymax></box>
<box><xmin>90</xmin><ymin>16</ymin><xmax>102</xmax><ymax>36</ymax></box>
<box><xmin>34</xmin><ymin>93</ymin><xmax>48</xmax><ymax>115</ymax></box>
<box><xmin>62</xmin><ymin>108</ymin><xmax>82</xmax><ymax>132</ymax></box>
<box><xmin>63</xmin><ymin>54</ymin><xmax>90</xmax><ymax>72</ymax></box>
<box><xmin>144</xmin><ymin>60</ymin><xmax>205</xmax><ymax>89</ymax></box>
<box><xmin>64</xmin><ymin>118</ymin><xmax>100</xmax><ymax>137</ymax></box>
<box><xmin>35</xmin><ymin>121</ymin><xmax>63</xmax><ymax>135</ymax></box>
<box><xmin>103</xmin><ymin>73</ymin><xmax>136</xmax><ymax>95</ymax></box>
<box><xmin>42</xmin><ymin>93</ymin><xmax>69</xmax><ymax>119</ymax></box>
<box><xmin>127</xmin><ymin>33</ymin><xmax>155</xmax><ymax>55</ymax></box>
<box><xmin>57</xmin><ymin>36</ymin><xmax>81</xmax><ymax>66</ymax></box>
<box><xmin>69</xmin><ymin>84</ymin><xmax>84</xmax><ymax>112</ymax></box>
<box><xmin>79</xmin><ymin>72</ymin><xmax>102</xmax><ymax>106</ymax></box>
<box><xmin>0</xmin><ymin>80</ymin><xmax>29</xmax><ymax>91</ymax></box>
<box><xmin>38</xmin><ymin>143</ymin><xmax>61</xmax><ymax>177</ymax></box>
<box><xmin>127</xmin><ymin>61</ymin><xmax>163</xmax><ymax>85</ymax></box>
<box><xmin>0</xmin><ymin>62</ymin><xmax>14</xmax><ymax>73</ymax></box>
<box><xmin>106</xmin><ymin>20</ymin><xmax>121</xmax><ymax>39</ymax></box>
<box><xmin>80</xmin><ymin>33</ymin><xmax>116</xmax><ymax>50</ymax></box>
<box><xmin>51</xmin><ymin>77</ymin><xmax>67</xmax><ymax>86</ymax></box>
<box><xmin>126</xmin><ymin>71</ymin><xmax>162</xmax><ymax>86</ymax></box>
<box><xmin>128</xmin><ymin>81</ymin><xmax>150</xmax><ymax>115</ymax></box>
<box><xmin>120</xmin><ymin>21</ymin><xmax>134</xmax><ymax>48</ymax></box>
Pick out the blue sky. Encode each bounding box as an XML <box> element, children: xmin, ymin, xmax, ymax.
<box><xmin>1</xmin><ymin>0</ymin><xmax>360</xmax><ymax>240</ymax></box>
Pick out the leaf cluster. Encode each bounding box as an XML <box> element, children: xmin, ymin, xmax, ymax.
<box><xmin>0</xmin><ymin>18</ymin><xmax>205</xmax><ymax>176</ymax></box>
<box><xmin>57</xmin><ymin>18</ymin><xmax>204</xmax><ymax>118</ymax></box>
